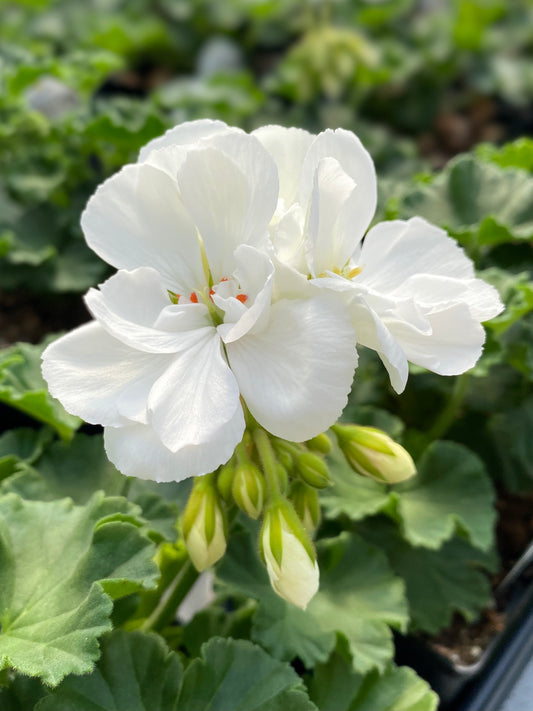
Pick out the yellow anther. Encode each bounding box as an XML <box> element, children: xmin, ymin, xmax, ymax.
<box><xmin>346</xmin><ymin>266</ymin><xmax>363</xmax><ymax>279</ymax></box>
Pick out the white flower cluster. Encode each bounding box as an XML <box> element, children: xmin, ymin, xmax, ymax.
<box><xmin>42</xmin><ymin>120</ymin><xmax>503</xmax><ymax>484</ymax></box>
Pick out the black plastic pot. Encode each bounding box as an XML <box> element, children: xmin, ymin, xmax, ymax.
<box><xmin>395</xmin><ymin>540</ymin><xmax>533</xmax><ymax>710</ymax></box>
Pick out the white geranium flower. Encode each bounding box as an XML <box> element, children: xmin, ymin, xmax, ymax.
<box><xmin>42</xmin><ymin>120</ymin><xmax>358</xmax><ymax>482</ymax></box>
<box><xmin>253</xmin><ymin>125</ymin><xmax>504</xmax><ymax>392</ymax></box>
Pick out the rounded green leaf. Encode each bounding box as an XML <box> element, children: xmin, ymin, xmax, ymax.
<box><xmin>0</xmin><ymin>493</ymin><xmax>158</xmax><ymax>685</ymax></box>
<box><xmin>37</xmin><ymin>631</ymin><xmax>182</xmax><ymax>711</ymax></box>
<box><xmin>179</xmin><ymin>637</ymin><xmax>317</xmax><ymax>711</ymax></box>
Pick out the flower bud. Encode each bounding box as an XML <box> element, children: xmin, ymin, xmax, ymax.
<box><xmin>333</xmin><ymin>424</ymin><xmax>416</xmax><ymax>484</ymax></box>
<box><xmin>183</xmin><ymin>478</ymin><xmax>227</xmax><ymax>571</ymax></box>
<box><xmin>291</xmin><ymin>481</ymin><xmax>321</xmax><ymax>533</ymax></box>
<box><xmin>305</xmin><ymin>432</ymin><xmax>332</xmax><ymax>454</ymax></box>
<box><xmin>274</xmin><ymin>446</ymin><xmax>294</xmax><ymax>472</ymax></box>
<box><xmin>216</xmin><ymin>460</ymin><xmax>235</xmax><ymax>502</ymax></box>
<box><xmin>296</xmin><ymin>451</ymin><xmax>333</xmax><ymax>489</ymax></box>
<box><xmin>260</xmin><ymin>500</ymin><xmax>319</xmax><ymax>609</ymax></box>
<box><xmin>232</xmin><ymin>462</ymin><xmax>265</xmax><ymax>519</ymax></box>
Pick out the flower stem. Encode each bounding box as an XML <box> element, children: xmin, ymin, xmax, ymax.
<box><xmin>140</xmin><ymin>558</ymin><xmax>199</xmax><ymax>633</ymax></box>
<box><xmin>253</xmin><ymin>428</ymin><xmax>282</xmax><ymax>503</ymax></box>
<box><xmin>427</xmin><ymin>372</ymin><xmax>470</xmax><ymax>442</ymax></box>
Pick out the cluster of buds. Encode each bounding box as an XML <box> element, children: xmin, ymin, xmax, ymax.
<box><xmin>182</xmin><ymin>421</ymin><xmax>416</xmax><ymax>609</ymax></box>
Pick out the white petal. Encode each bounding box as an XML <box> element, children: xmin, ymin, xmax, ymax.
<box><xmin>387</xmin><ymin>302</ymin><xmax>486</xmax><ymax>375</ymax></box>
<box><xmin>177</xmin><ymin>137</ymin><xmax>278</xmax><ymax>279</ymax></box>
<box><xmin>81</xmin><ymin>162</ymin><xmax>204</xmax><ymax>293</ymax></box>
<box><xmin>104</xmin><ymin>407</ymin><xmax>245</xmax><ymax>482</ymax></box>
<box><xmin>226</xmin><ymin>296</ymin><xmax>358</xmax><ymax>441</ymax></box>
<box><xmin>138</xmin><ymin>119</ymin><xmax>230</xmax><ymax>162</ymax></box>
<box><xmin>148</xmin><ymin>329</ymin><xmax>241</xmax><ymax>452</ymax></box>
<box><xmin>263</xmin><ymin>521</ymin><xmax>319</xmax><ymax>610</ymax></box>
<box><xmin>252</xmin><ymin>125</ymin><xmax>314</xmax><ymax>205</ymax></box>
<box><xmin>41</xmin><ymin>322</ymin><xmax>173</xmax><ymax>426</ymax></box>
<box><xmin>85</xmin><ymin>268</ymin><xmax>213</xmax><ymax>354</ymax></box>
<box><xmin>404</xmin><ymin>274</ymin><xmax>503</xmax><ymax>322</ymax></box>
<box><xmin>300</xmin><ymin>128</ymin><xmax>377</xmax><ymax>240</ymax></box>
<box><xmin>350</xmin><ymin>301</ymin><xmax>409</xmax><ymax>393</ymax></box>
<box><xmin>270</xmin><ymin>203</ymin><xmax>307</xmax><ymax>273</ymax></box>
<box><xmin>307</xmin><ymin>157</ymin><xmax>360</xmax><ymax>276</ymax></box>
<box><xmin>216</xmin><ymin>245</ymin><xmax>274</xmax><ymax>343</ymax></box>
<box><xmin>359</xmin><ymin>217</ymin><xmax>474</xmax><ymax>293</ymax></box>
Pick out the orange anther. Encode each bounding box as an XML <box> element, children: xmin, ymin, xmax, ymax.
<box><xmin>236</xmin><ymin>294</ymin><xmax>248</xmax><ymax>304</ymax></box>
<box><xmin>190</xmin><ymin>292</ymin><xmax>198</xmax><ymax>303</ymax></box>
<box><xmin>209</xmin><ymin>288</ymin><xmax>215</xmax><ymax>301</ymax></box>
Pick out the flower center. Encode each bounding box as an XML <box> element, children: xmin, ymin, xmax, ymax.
<box><xmin>315</xmin><ymin>264</ymin><xmax>363</xmax><ymax>280</ymax></box>
<box><xmin>168</xmin><ymin>277</ymin><xmax>249</xmax><ymax>326</ymax></box>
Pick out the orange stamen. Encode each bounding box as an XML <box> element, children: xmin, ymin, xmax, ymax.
<box><xmin>236</xmin><ymin>294</ymin><xmax>248</xmax><ymax>304</ymax></box>
<box><xmin>209</xmin><ymin>288</ymin><xmax>215</xmax><ymax>301</ymax></box>
<box><xmin>190</xmin><ymin>292</ymin><xmax>198</xmax><ymax>303</ymax></box>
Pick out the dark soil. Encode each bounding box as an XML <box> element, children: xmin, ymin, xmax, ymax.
<box><xmin>0</xmin><ymin>288</ymin><xmax>88</xmax><ymax>347</ymax></box>
<box><xmin>430</xmin><ymin>608</ymin><xmax>506</xmax><ymax>666</ymax></box>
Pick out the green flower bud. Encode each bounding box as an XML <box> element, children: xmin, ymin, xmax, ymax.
<box><xmin>291</xmin><ymin>481</ymin><xmax>321</xmax><ymax>533</ymax></box>
<box><xmin>333</xmin><ymin>424</ymin><xmax>416</xmax><ymax>484</ymax></box>
<box><xmin>232</xmin><ymin>463</ymin><xmax>265</xmax><ymax>519</ymax></box>
<box><xmin>216</xmin><ymin>460</ymin><xmax>235</xmax><ymax>502</ymax></box>
<box><xmin>296</xmin><ymin>451</ymin><xmax>333</xmax><ymax>489</ymax></box>
<box><xmin>260</xmin><ymin>499</ymin><xmax>319</xmax><ymax>609</ymax></box>
<box><xmin>275</xmin><ymin>446</ymin><xmax>294</xmax><ymax>472</ymax></box>
<box><xmin>183</xmin><ymin>477</ymin><xmax>227</xmax><ymax>571</ymax></box>
<box><xmin>305</xmin><ymin>432</ymin><xmax>332</xmax><ymax>454</ymax></box>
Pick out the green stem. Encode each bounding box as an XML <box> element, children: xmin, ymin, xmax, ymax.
<box><xmin>274</xmin><ymin>438</ymin><xmax>304</xmax><ymax>457</ymax></box>
<box><xmin>140</xmin><ymin>558</ymin><xmax>199</xmax><ymax>633</ymax></box>
<box><xmin>427</xmin><ymin>372</ymin><xmax>470</xmax><ymax>442</ymax></box>
<box><xmin>253</xmin><ymin>428</ymin><xmax>282</xmax><ymax>503</ymax></box>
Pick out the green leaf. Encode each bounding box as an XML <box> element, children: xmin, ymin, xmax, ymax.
<box><xmin>178</xmin><ymin>637</ymin><xmax>317</xmax><ymax>711</ymax></box>
<box><xmin>321</xmin><ymin>439</ymin><xmax>392</xmax><ymax>521</ymax></box>
<box><xmin>308</xmin><ymin>650</ymin><xmax>438</xmax><ymax>711</ymax></box>
<box><xmin>36</xmin><ymin>631</ymin><xmax>182</xmax><ymax>711</ymax></box>
<box><xmin>393</xmin><ymin>441</ymin><xmax>496</xmax><ymax>551</ymax></box>
<box><xmin>310</xmin><ymin>533</ymin><xmax>408</xmax><ymax>674</ymax></box>
<box><xmin>0</xmin><ymin>673</ymin><xmax>47</xmax><ymax>711</ymax></box>
<box><xmin>357</xmin><ymin>518</ymin><xmax>496</xmax><ymax>634</ymax></box>
<box><xmin>0</xmin><ymin>433</ymin><xmax>182</xmax><ymax>541</ymax></box>
<box><xmin>480</xmin><ymin>268</ymin><xmax>533</xmax><ymax>336</ymax></box>
<box><xmin>182</xmin><ymin>604</ymin><xmax>255</xmax><ymax>658</ymax></box>
<box><xmin>0</xmin><ymin>428</ymin><xmax>52</xmax><ymax>480</ymax></box>
<box><xmin>30</xmin><ymin>433</ymin><xmax>126</xmax><ymax>503</ymax></box>
<box><xmin>218</xmin><ymin>526</ymin><xmax>408</xmax><ymax>674</ymax></box>
<box><xmin>0</xmin><ymin>340</ymin><xmax>80</xmax><ymax>440</ymax></box>
<box><xmin>476</xmin><ymin>137</ymin><xmax>533</xmax><ymax>173</ymax></box>
<box><xmin>398</xmin><ymin>155</ymin><xmax>533</xmax><ymax>249</ymax></box>
<box><xmin>0</xmin><ymin>493</ymin><xmax>159</xmax><ymax>685</ymax></box>
<box><xmin>489</xmin><ymin>397</ymin><xmax>533</xmax><ymax>492</ymax></box>
<box><xmin>348</xmin><ymin>665</ymin><xmax>439</xmax><ymax>711</ymax></box>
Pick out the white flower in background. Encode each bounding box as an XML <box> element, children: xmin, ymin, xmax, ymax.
<box><xmin>42</xmin><ymin>120</ymin><xmax>358</xmax><ymax>482</ymax></box>
<box><xmin>253</xmin><ymin>125</ymin><xmax>504</xmax><ymax>392</ymax></box>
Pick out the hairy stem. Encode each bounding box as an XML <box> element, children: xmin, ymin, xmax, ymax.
<box><xmin>427</xmin><ymin>372</ymin><xmax>470</xmax><ymax>442</ymax></box>
<box><xmin>253</xmin><ymin>428</ymin><xmax>282</xmax><ymax>503</ymax></box>
<box><xmin>140</xmin><ymin>558</ymin><xmax>198</xmax><ymax>633</ymax></box>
